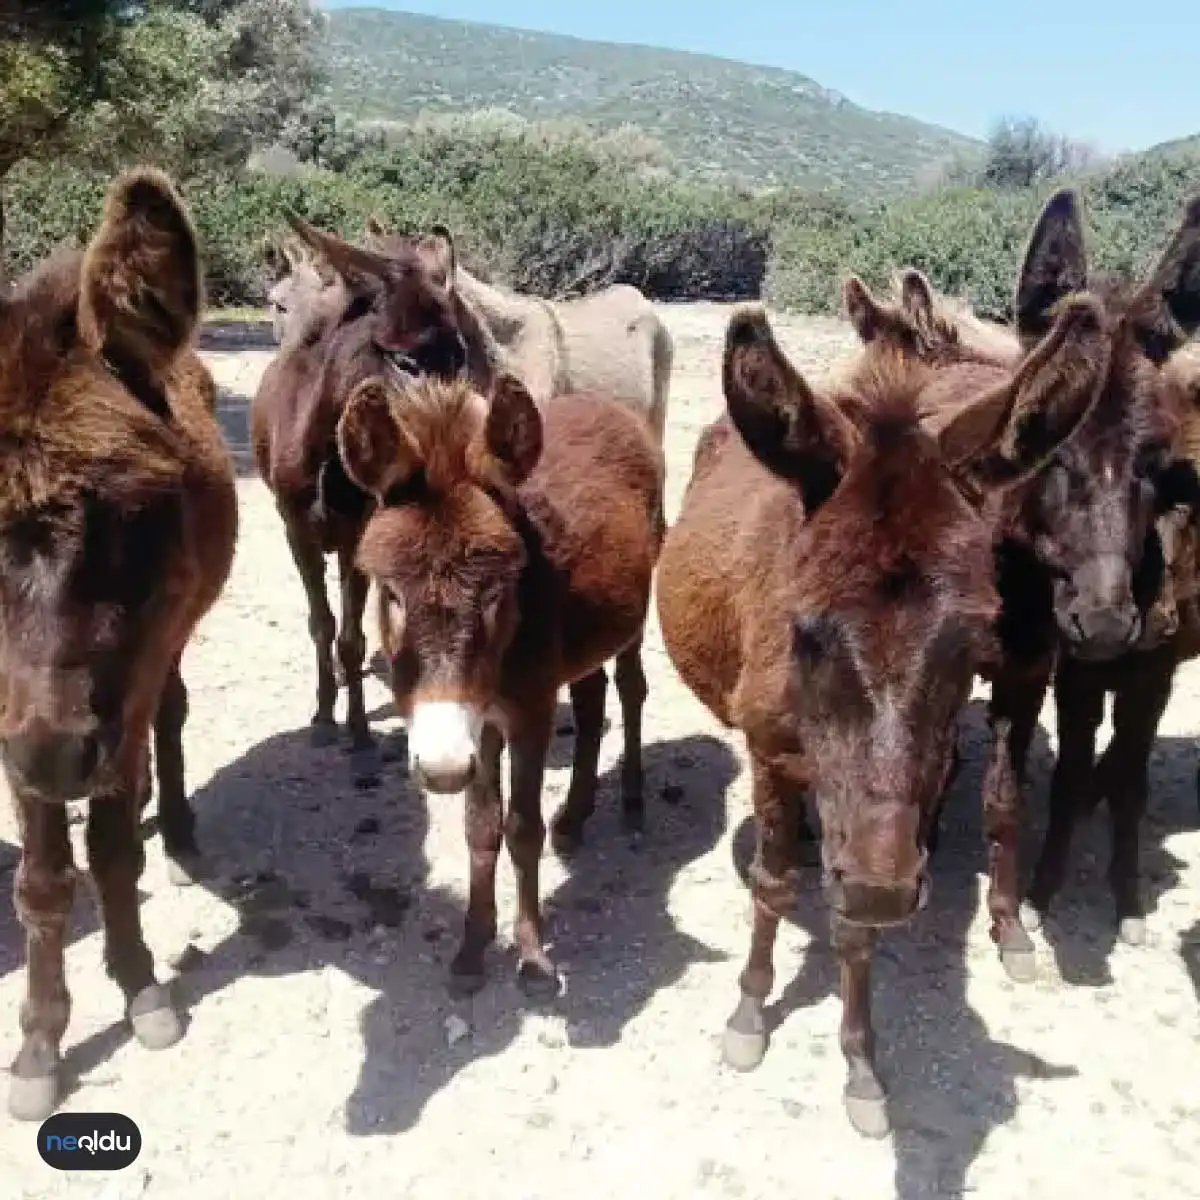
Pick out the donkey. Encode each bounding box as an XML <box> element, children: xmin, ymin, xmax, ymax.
<box><xmin>846</xmin><ymin>189</ymin><xmax>1200</xmax><ymax>944</ymax></box>
<box><xmin>263</xmin><ymin>234</ymin><xmax>334</xmax><ymax>348</ymax></box>
<box><xmin>655</xmin><ymin>296</ymin><xmax>1112</xmax><ymax>1137</ymax></box>
<box><xmin>334</xmin><ymin>368</ymin><xmax>664</xmax><ymax>996</ymax></box>
<box><xmin>250</xmin><ymin>216</ymin><xmax>485</xmax><ymax>784</ymax></box>
<box><xmin>364</xmin><ymin>216</ymin><xmax>674</xmax><ymax>449</ymax></box>
<box><xmin>0</xmin><ymin>168</ymin><xmax>239</xmax><ymax>1120</ymax></box>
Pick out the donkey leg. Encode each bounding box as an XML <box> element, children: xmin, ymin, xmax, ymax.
<box><xmin>506</xmin><ymin>711</ymin><xmax>559</xmax><ymax>1000</ymax></box>
<box><xmin>336</xmin><ymin>548</ymin><xmax>379</xmax><ymax>788</ymax></box>
<box><xmin>450</xmin><ymin>724</ymin><xmax>505</xmax><ymax>995</ymax></box>
<box><xmin>550</xmin><ymin>667</ymin><xmax>607</xmax><ymax>857</ymax></box>
<box><xmin>1025</xmin><ymin>655</ymin><xmax>1104</xmax><ymax>926</ymax></box>
<box><xmin>722</xmin><ymin>752</ymin><xmax>801</xmax><ymax>1073</ymax></box>
<box><xmin>987</xmin><ymin>657</ymin><xmax>1049</xmax><ymax>949</ymax></box>
<box><xmin>1103</xmin><ymin>649</ymin><xmax>1175</xmax><ymax>945</ymax></box>
<box><xmin>154</xmin><ymin>659</ymin><xmax>205</xmax><ymax>887</ymax></box>
<box><xmin>982</xmin><ymin>717</ymin><xmax>1036</xmax><ymax>982</ymax></box>
<box><xmin>832</xmin><ymin>917</ymin><xmax>888</xmax><ymax>1138</ymax></box>
<box><xmin>87</xmin><ymin>758</ymin><xmax>182</xmax><ymax>1055</ymax></box>
<box><xmin>8</xmin><ymin>795</ymin><xmax>75</xmax><ymax>1121</ymax></box>
<box><xmin>282</xmin><ymin>510</ymin><xmax>338</xmax><ymax>747</ymax></box>
<box><xmin>614</xmin><ymin>636</ymin><xmax>649</xmax><ymax>833</ymax></box>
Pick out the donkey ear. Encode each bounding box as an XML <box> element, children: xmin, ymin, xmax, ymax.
<box><xmin>421</xmin><ymin>224</ymin><xmax>457</xmax><ymax>284</ymax></box>
<box><xmin>77</xmin><ymin>166</ymin><xmax>202</xmax><ymax>375</ymax></box>
<box><xmin>285</xmin><ymin>210</ymin><xmax>393</xmax><ymax>291</ymax></box>
<box><xmin>843</xmin><ymin>275</ymin><xmax>912</xmax><ymax>347</ymax></box>
<box><xmin>337</xmin><ymin>377</ymin><xmax>418</xmax><ymax>500</ymax></box>
<box><xmin>723</xmin><ymin>305</ymin><xmax>856</xmax><ymax>512</ymax></box>
<box><xmin>483</xmin><ymin>372</ymin><xmax>542</xmax><ymax>485</ymax></box>
<box><xmin>1014</xmin><ymin>188</ymin><xmax>1088</xmax><ymax>343</ymax></box>
<box><xmin>899</xmin><ymin>269</ymin><xmax>936</xmax><ymax>326</ymax></box>
<box><xmin>1130</xmin><ymin>194</ymin><xmax>1200</xmax><ymax>363</ymax></box>
<box><xmin>940</xmin><ymin>295</ymin><xmax>1109</xmax><ymax>488</ymax></box>
<box><xmin>843</xmin><ymin>275</ymin><xmax>887</xmax><ymax>342</ymax></box>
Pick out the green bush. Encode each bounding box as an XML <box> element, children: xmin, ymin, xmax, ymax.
<box><xmin>4</xmin><ymin>134</ymin><xmax>1200</xmax><ymax>320</ymax></box>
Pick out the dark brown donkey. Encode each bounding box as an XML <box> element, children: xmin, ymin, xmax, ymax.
<box><xmin>656</xmin><ymin>299</ymin><xmax>1112</xmax><ymax>1137</ymax></box>
<box><xmin>846</xmin><ymin>189</ymin><xmax>1200</xmax><ymax>945</ymax></box>
<box><xmin>0</xmin><ymin>168</ymin><xmax>238</xmax><ymax>1120</ymax></box>
<box><xmin>335</xmin><ymin>369</ymin><xmax>663</xmax><ymax>996</ymax></box>
<box><xmin>250</xmin><ymin>218</ymin><xmax>488</xmax><ymax>784</ymax></box>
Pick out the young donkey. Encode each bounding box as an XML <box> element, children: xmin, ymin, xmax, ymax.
<box><xmin>849</xmin><ymin>189</ymin><xmax>1200</xmax><ymax>944</ymax></box>
<box><xmin>334</xmin><ymin>367</ymin><xmax>664</xmax><ymax>996</ymax></box>
<box><xmin>656</xmin><ymin>298</ymin><xmax>1111</xmax><ymax>1137</ymax></box>
<box><xmin>0</xmin><ymin>169</ymin><xmax>239</xmax><ymax>1120</ymax></box>
<box><xmin>251</xmin><ymin>217</ymin><xmax>484</xmax><ymax>784</ymax></box>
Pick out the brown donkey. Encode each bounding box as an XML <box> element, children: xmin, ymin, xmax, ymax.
<box><xmin>335</xmin><ymin>369</ymin><xmax>663</xmax><ymax>996</ymax></box>
<box><xmin>0</xmin><ymin>168</ymin><xmax>238</xmax><ymax>1120</ymax></box>
<box><xmin>656</xmin><ymin>299</ymin><xmax>1112</xmax><ymax>1136</ymax></box>
<box><xmin>846</xmin><ymin>189</ymin><xmax>1200</xmax><ymax>945</ymax></box>
<box><xmin>251</xmin><ymin>218</ymin><xmax>487</xmax><ymax>784</ymax></box>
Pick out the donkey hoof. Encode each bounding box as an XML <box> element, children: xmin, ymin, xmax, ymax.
<box><xmin>166</xmin><ymin>851</ymin><xmax>208</xmax><ymax>888</ymax></box>
<box><xmin>8</xmin><ymin>1071</ymin><xmax>59</xmax><ymax>1123</ymax></box>
<box><xmin>1000</xmin><ymin>946</ymin><xmax>1038</xmax><ymax>984</ymax></box>
<box><xmin>1118</xmin><ymin>916</ymin><xmax>1147</xmax><ymax>946</ymax></box>
<box><xmin>517</xmin><ymin>957</ymin><xmax>562</xmax><ymax>1003</ymax></box>
<box><xmin>844</xmin><ymin>1090</ymin><xmax>891</xmax><ymax>1139</ymax></box>
<box><xmin>721</xmin><ymin>996</ymin><xmax>766</xmax><ymax>1072</ymax></box>
<box><xmin>129</xmin><ymin>985</ymin><xmax>182</xmax><ymax>1050</ymax></box>
<box><xmin>721</xmin><ymin>1024</ymin><xmax>766</xmax><ymax>1072</ymax></box>
<box><xmin>1018</xmin><ymin>901</ymin><xmax>1044</xmax><ymax>933</ymax></box>
<box><xmin>350</xmin><ymin>745</ymin><xmax>382</xmax><ymax>790</ymax></box>
<box><xmin>310</xmin><ymin>720</ymin><xmax>339</xmax><ymax>749</ymax></box>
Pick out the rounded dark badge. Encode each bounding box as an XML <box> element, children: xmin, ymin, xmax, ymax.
<box><xmin>37</xmin><ymin>1112</ymin><xmax>142</xmax><ymax>1171</ymax></box>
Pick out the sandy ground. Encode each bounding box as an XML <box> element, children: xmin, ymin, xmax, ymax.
<box><xmin>3</xmin><ymin>302</ymin><xmax>1200</xmax><ymax>1200</ymax></box>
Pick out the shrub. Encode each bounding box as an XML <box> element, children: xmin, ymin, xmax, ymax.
<box><xmin>4</xmin><ymin>132</ymin><xmax>1200</xmax><ymax>320</ymax></box>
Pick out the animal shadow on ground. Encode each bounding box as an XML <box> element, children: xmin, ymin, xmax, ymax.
<box><xmin>26</xmin><ymin>724</ymin><xmax>730</xmax><ymax>1134</ymax></box>
<box><xmin>1018</xmin><ymin>723</ymin><xmax>1197</xmax><ymax>990</ymax></box>
<box><xmin>0</xmin><ymin>809</ymin><xmax>163</xmax><ymax>984</ymax></box>
<box><xmin>11</xmin><ymin>723</ymin><xmax>433</xmax><ymax>1113</ymax></box>
<box><xmin>346</xmin><ymin>732</ymin><xmax>735</xmax><ymax>1135</ymax></box>
<box><xmin>213</xmin><ymin>388</ymin><xmax>256</xmax><ymax>478</ymax></box>
<box><xmin>730</xmin><ymin>698</ymin><xmax>1076</xmax><ymax>1200</ymax></box>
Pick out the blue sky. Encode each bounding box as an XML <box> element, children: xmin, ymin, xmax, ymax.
<box><xmin>319</xmin><ymin>0</ymin><xmax>1199</xmax><ymax>153</ymax></box>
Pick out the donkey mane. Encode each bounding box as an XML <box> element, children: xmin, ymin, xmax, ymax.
<box><xmin>803</xmin><ymin>348</ymin><xmax>1001</xmax><ymax>627</ymax></box>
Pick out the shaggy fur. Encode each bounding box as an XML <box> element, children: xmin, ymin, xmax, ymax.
<box><xmin>338</xmin><ymin>369</ymin><xmax>664</xmax><ymax>996</ymax></box>
<box><xmin>0</xmin><ymin>168</ymin><xmax>238</xmax><ymax>1123</ymax></box>
<box><xmin>846</xmin><ymin>188</ymin><xmax>1200</xmax><ymax>946</ymax></box>
<box><xmin>655</xmin><ymin>295</ymin><xmax>1110</xmax><ymax>1135</ymax></box>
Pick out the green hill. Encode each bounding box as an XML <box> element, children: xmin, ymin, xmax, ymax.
<box><xmin>320</xmin><ymin>7</ymin><xmax>982</xmax><ymax>195</ymax></box>
<box><xmin>1145</xmin><ymin>133</ymin><xmax>1200</xmax><ymax>161</ymax></box>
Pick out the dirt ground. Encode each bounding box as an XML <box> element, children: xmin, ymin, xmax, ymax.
<box><xmin>3</xmin><ymin>302</ymin><xmax>1200</xmax><ymax>1200</ymax></box>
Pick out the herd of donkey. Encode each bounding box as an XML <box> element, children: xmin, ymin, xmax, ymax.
<box><xmin>1</xmin><ymin>162</ymin><xmax>1200</xmax><ymax>1142</ymax></box>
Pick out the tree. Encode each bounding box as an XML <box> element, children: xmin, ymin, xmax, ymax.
<box><xmin>977</xmin><ymin>116</ymin><xmax>1103</xmax><ymax>190</ymax></box>
<box><xmin>0</xmin><ymin>0</ymin><xmax>324</xmax><ymax>182</ymax></box>
<box><xmin>0</xmin><ymin>2</ymin><xmax>134</xmax><ymax>177</ymax></box>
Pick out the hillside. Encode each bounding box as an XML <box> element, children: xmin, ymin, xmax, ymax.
<box><xmin>320</xmin><ymin>7</ymin><xmax>982</xmax><ymax>195</ymax></box>
<box><xmin>1145</xmin><ymin>133</ymin><xmax>1200</xmax><ymax>160</ymax></box>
